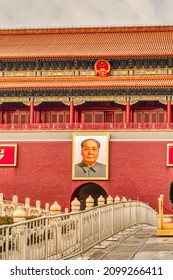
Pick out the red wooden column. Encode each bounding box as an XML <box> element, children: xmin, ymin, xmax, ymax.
<box><xmin>0</xmin><ymin>109</ymin><xmax>2</xmax><ymax>124</ymax></box>
<box><xmin>166</xmin><ymin>96</ymin><xmax>171</xmax><ymax>124</ymax></box>
<box><xmin>70</xmin><ymin>98</ymin><xmax>74</xmax><ymax>125</ymax></box>
<box><xmin>36</xmin><ymin>110</ymin><xmax>41</xmax><ymax>123</ymax></box>
<box><xmin>30</xmin><ymin>98</ymin><xmax>34</xmax><ymax>124</ymax></box>
<box><xmin>126</xmin><ymin>97</ymin><xmax>131</xmax><ymax>124</ymax></box>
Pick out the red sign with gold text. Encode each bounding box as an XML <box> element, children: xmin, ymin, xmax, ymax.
<box><xmin>0</xmin><ymin>144</ymin><xmax>17</xmax><ymax>166</ymax></box>
<box><xmin>94</xmin><ymin>60</ymin><xmax>111</xmax><ymax>77</ymax></box>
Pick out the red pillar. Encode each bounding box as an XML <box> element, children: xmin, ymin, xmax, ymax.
<box><xmin>0</xmin><ymin>109</ymin><xmax>2</xmax><ymax>124</ymax></box>
<box><xmin>35</xmin><ymin>110</ymin><xmax>41</xmax><ymax>123</ymax></box>
<box><xmin>126</xmin><ymin>97</ymin><xmax>130</xmax><ymax>123</ymax></box>
<box><xmin>70</xmin><ymin>100</ymin><xmax>74</xmax><ymax>124</ymax></box>
<box><xmin>30</xmin><ymin>99</ymin><xmax>34</xmax><ymax>124</ymax></box>
<box><xmin>167</xmin><ymin>97</ymin><xmax>171</xmax><ymax>124</ymax></box>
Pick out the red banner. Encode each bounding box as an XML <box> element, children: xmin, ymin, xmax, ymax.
<box><xmin>0</xmin><ymin>144</ymin><xmax>17</xmax><ymax>166</ymax></box>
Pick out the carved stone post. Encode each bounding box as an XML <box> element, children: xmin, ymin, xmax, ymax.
<box><xmin>45</xmin><ymin>203</ymin><xmax>50</xmax><ymax>215</ymax></box>
<box><xmin>12</xmin><ymin>207</ymin><xmax>27</xmax><ymax>259</ymax></box>
<box><xmin>50</xmin><ymin>201</ymin><xmax>61</xmax><ymax>215</ymax></box>
<box><xmin>107</xmin><ymin>195</ymin><xmax>113</xmax><ymax>204</ymax></box>
<box><xmin>0</xmin><ymin>192</ymin><xmax>4</xmax><ymax>216</ymax></box>
<box><xmin>71</xmin><ymin>197</ymin><xmax>80</xmax><ymax>212</ymax></box>
<box><xmin>13</xmin><ymin>207</ymin><xmax>26</xmax><ymax>223</ymax></box>
<box><xmin>97</xmin><ymin>195</ymin><xmax>105</xmax><ymax>206</ymax></box>
<box><xmin>114</xmin><ymin>195</ymin><xmax>121</xmax><ymax>203</ymax></box>
<box><xmin>85</xmin><ymin>195</ymin><xmax>94</xmax><ymax>209</ymax></box>
<box><xmin>25</xmin><ymin>197</ymin><xmax>30</xmax><ymax>216</ymax></box>
<box><xmin>12</xmin><ymin>195</ymin><xmax>18</xmax><ymax>212</ymax></box>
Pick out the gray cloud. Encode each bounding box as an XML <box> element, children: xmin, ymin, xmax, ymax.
<box><xmin>0</xmin><ymin>0</ymin><xmax>172</xmax><ymax>28</ymax></box>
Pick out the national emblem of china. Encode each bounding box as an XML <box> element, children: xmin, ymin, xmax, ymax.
<box><xmin>94</xmin><ymin>60</ymin><xmax>111</xmax><ymax>77</ymax></box>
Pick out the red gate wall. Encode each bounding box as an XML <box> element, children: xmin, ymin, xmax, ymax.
<box><xmin>0</xmin><ymin>140</ymin><xmax>172</xmax><ymax>212</ymax></box>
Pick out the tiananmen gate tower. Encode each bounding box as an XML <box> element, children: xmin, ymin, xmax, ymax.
<box><xmin>1</xmin><ymin>25</ymin><xmax>173</xmax><ymax>212</ymax></box>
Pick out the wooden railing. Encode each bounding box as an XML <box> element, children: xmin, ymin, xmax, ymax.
<box><xmin>0</xmin><ymin>200</ymin><xmax>158</xmax><ymax>260</ymax></box>
<box><xmin>0</xmin><ymin>122</ymin><xmax>172</xmax><ymax>130</ymax></box>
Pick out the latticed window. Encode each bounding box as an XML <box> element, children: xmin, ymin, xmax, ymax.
<box><xmin>21</xmin><ymin>114</ymin><xmax>26</xmax><ymax>124</ymax></box>
<box><xmin>59</xmin><ymin>114</ymin><xmax>64</xmax><ymax>123</ymax></box>
<box><xmin>44</xmin><ymin>113</ymin><xmax>50</xmax><ymax>123</ymax></box>
<box><xmin>65</xmin><ymin>114</ymin><xmax>70</xmax><ymax>123</ymax></box>
<box><xmin>84</xmin><ymin>113</ymin><xmax>92</xmax><ymax>123</ymax></box>
<box><xmin>6</xmin><ymin>114</ymin><xmax>11</xmax><ymax>124</ymax></box>
<box><xmin>144</xmin><ymin>113</ymin><xmax>149</xmax><ymax>122</ymax></box>
<box><xmin>105</xmin><ymin>113</ymin><xmax>113</xmax><ymax>123</ymax></box>
<box><xmin>158</xmin><ymin>113</ymin><xmax>165</xmax><ymax>123</ymax></box>
<box><xmin>52</xmin><ymin>114</ymin><xmax>57</xmax><ymax>123</ymax></box>
<box><xmin>94</xmin><ymin>114</ymin><xmax>103</xmax><ymax>123</ymax></box>
<box><xmin>151</xmin><ymin>113</ymin><xmax>157</xmax><ymax>122</ymax></box>
<box><xmin>115</xmin><ymin>113</ymin><xmax>123</xmax><ymax>123</ymax></box>
<box><xmin>13</xmin><ymin>115</ymin><xmax>19</xmax><ymax>124</ymax></box>
<box><xmin>136</xmin><ymin>113</ymin><xmax>142</xmax><ymax>122</ymax></box>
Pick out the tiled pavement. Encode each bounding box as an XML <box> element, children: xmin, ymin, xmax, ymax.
<box><xmin>80</xmin><ymin>225</ymin><xmax>173</xmax><ymax>260</ymax></box>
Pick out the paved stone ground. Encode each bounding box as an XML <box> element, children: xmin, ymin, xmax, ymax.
<box><xmin>78</xmin><ymin>225</ymin><xmax>173</xmax><ymax>260</ymax></box>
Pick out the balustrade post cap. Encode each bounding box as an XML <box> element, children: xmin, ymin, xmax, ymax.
<box><xmin>86</xmin><ymin>195</ymin><xmax>94</xmax><ymax>203</ymax></box>
<box><xmin>0</xmin><ymin>192</ymin><xmax>4</xmax><ymax>202</ymax></box>
<box><xmin>50</xmin><ymin>201</ymin><xmax>61</xmax><ymax>211</ymax></box>
<box><xmin>45</xmin><ymin>203</ymin><xmax>50</xmax><ymax>210</ymax></box>
<box><xmin>71</xmin><ymin>197</ymin><xmax>80</xmax><ymax>212</ymax></box>
<box><xmin>107</xmin><ymin>195</ymin><xmax>113</xmax><ymax>204</ymax></box>
<box><xmin>85</xmin><ymin>195</ymin><xmax>94</xmax><ymax>209</ymax></box>
<box><xmin>12</xmin><ymin>195</ymin><xmax>18</xmax><ymax>204</ymax></box>
<box><xmin>13</xmin><ymin>207</ymin><xmax>26</xmax><ymax>223</ymax></box>
<box><xmin>13</xmin><ymin>207</ymin><xmax>26</xmax><ymax>217</ymax></box>
<box><xmin>97</xmin><ymin>195</ymin><xmax>105</xmax><ymax>205</ymax></box>
<box><xmin>25</xmin><ymin>197</ymin><xmax>30</xmax><ymax>207</ymax></box>
<box><xmin>114</xmin><ymin>195</ymin><xmax>121</xmax><ymax>202</ymax></box>
<box><xmin>98</xmin><ymin>195</ymin><xmax>104</xmax><ymax>201</ymax></box>
<box><xmin>71</xmin><ymin>197</ymin><xmax>80</xmax><ymax>206</ymax></box>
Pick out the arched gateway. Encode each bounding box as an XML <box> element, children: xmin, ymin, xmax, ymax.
<box><xmin>71</xmin><ymin>183</ymin><xmax>108</xmax><ymax>210</ymax></box>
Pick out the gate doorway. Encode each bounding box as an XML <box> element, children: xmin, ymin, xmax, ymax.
<box><xmin>71</xmin><ymin>183</ymin><xmax>108</xmax><ymax>210</ymax></box>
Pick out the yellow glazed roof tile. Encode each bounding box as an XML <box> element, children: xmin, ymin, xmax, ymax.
<box><xmin>0</xmin><ymin>25</ymin><xmax>173</xmax><ymax>59</ymax></box>
<box><xmin>0</xmin><ymin>76</ymin><xmax>173</xmax><ymax>90</ymax></box>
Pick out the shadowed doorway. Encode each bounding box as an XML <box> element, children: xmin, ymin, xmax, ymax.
<box><xmin>71</xmin><ymin>183</ymin><xmax>108</xmax><ymax>210</ymax></box>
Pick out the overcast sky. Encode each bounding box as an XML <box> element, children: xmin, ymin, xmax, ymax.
<box><xmin>0</xmin><ymin>0</ymin><xmax>172</xmax><ymax>28</ymax></box>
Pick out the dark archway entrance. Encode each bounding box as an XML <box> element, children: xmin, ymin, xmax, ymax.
<box><xmin>71</xmin><ymin>183</ymin><xmax>108</xmax><ymax>210</ymax></box>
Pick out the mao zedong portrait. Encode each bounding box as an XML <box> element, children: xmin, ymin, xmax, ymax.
<box><xmin>74</xmin><ymin>138</ymin><xmax>106</xmax><ymax>178</ymax></box>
